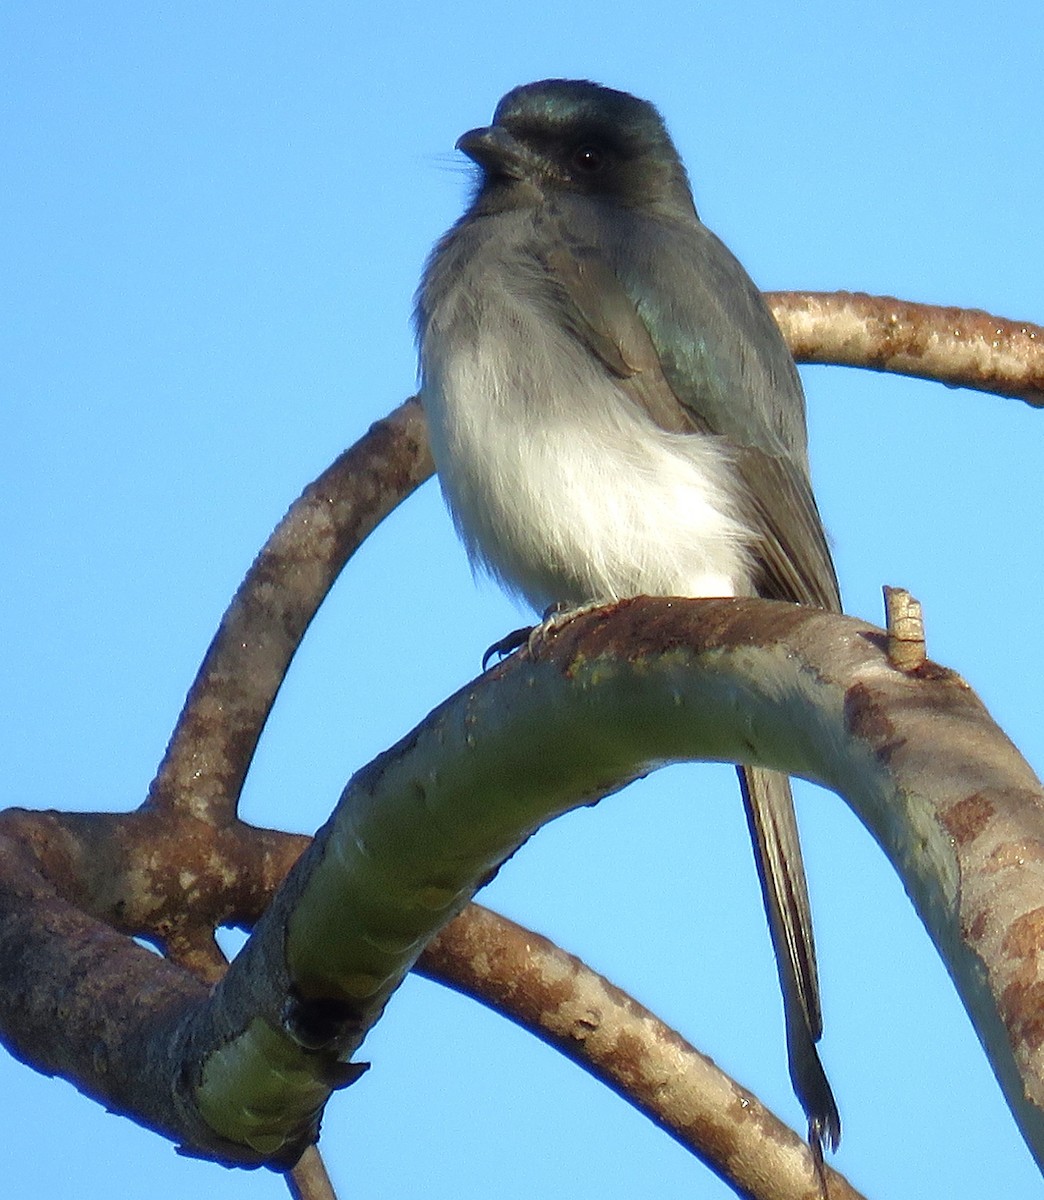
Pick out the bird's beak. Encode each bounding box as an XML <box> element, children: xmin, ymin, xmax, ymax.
<box><xmin>456</xmin><ymin>125</ymin><xmax>530</xmax><ymax>179</ymax></box>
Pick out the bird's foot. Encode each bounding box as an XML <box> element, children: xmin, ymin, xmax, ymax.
<box><xmin>481</xmin><ymin>601</ymin><xmax>608</xmax><ymax>670</ymax></box>
<box><xmin>525</xmin><ymin>600</ymin><xmax>607</xmax><ymax>656</ymax></box>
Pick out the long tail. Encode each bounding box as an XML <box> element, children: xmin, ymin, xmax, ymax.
<box><xmin>738</xmin><ymin>764</ymin><xmax>840</xmax><ymax>1164</ymax></box>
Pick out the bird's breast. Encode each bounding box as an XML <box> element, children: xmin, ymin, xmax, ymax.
<box><xmin>420</xmin><ymin>232</ymin><xmax>757</xmax><ymax>611</ymax></box>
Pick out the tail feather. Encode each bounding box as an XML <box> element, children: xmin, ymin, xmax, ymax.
<box><xmin>738</xmin><ymin>764</ymin><xmax>840</xmax><ymax>1159</ymax></box>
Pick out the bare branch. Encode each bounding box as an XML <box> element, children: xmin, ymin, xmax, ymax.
<box><xmin>4</xmin><ymin>296</ymin><xmax>1040</xmax><ymax>1192</ymax></box>
<box><xmin>146</xmin><ymin>398</ymin><xmax>433</xmax><ymax>823</ymax></box>
<box><xmin>419</xmin><ymin>903</ymin><xmax>867</xmax><ymax>1200</ymax></box>
<box><xmin>0</xmin><ymin>799</ymin><xmax>866</xmax><ymax>1199</ymax></box>
<box><xmin>768</xmin><ymin>291</ymin><xmax>1044</xmax><ymax>406</ymax></box>
<box><xmin>101</xmin><ymin>599</ymin><xmax>1039</xmax><ymax>1170</ymax></box>
<box><xmin>287</xmin><ymin>1146</ymin><xmax>338</xmax><ymax>1200</ymax></box>
<box><xmin>141</xmin><ymin>293</ymin><xmax>1044</xmax><ymax>831</ymax></box>
<box><xmin>0</xmin><ymin>816</ymin><xmax>218</xmax><ymax>1155</ymax></box>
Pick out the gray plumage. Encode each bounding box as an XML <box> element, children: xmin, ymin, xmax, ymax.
<box><xmin>416</xmin><ymin>79</ymin><xmax>840</xmax><ymax>1159</ymax></box>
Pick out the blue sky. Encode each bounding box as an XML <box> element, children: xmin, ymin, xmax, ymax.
<box><xmin>3</xmin><ymin>2</ymin><xmax>1043</xmax><ymax>1197</ymax></box>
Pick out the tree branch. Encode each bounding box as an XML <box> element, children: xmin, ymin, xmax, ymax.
<box><xmin>146</xmin><ymin>398</ymin><xmax>432</xmax><ymax>823</ymax></box>
<box><xmin>768</xmin><ymin>291</ymin><xmax>1044</xmax><ymax>405</ymax></box>
<box><xmin>0</xmin><ymin>797</ymin><xmax>865</xmax><ymax>1199</ymax></box>
<box><xmin>138</xmin><ymin>294</ymin><xmax>1044</xmax><ymax>834</ymax></box>
<box><xmin>141</xmin><ymin>294</ymin><xmax>1044</xmax><ymax>833</ymax></box>
<box><xmin>3</xmin><ymin>294</ymin><xmax>1042</xmax><ymax>1197</ymax></box>
<box><xmin>9</xmin><ymin>599</ymin><xmax>1027</xmax><ymax>1177</ymax></box>
<box><xmin>418</xmin><ymin>903</ymin><xmax>867</xmax><ymax>1200</ymax></box>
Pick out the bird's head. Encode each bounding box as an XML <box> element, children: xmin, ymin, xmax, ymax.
<box><xmin>457</xmin><ymin>79</ymin><xmax>696</xmax><ymax>218</ymax></box>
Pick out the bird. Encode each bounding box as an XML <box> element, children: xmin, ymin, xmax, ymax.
<box><xmin>415</xmin><ymin>78</ymin><xmax>841</xmax><ymax>1163</ymax></box>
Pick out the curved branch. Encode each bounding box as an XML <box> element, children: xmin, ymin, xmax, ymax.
<box><xmin>418</xmin><ymin>903</ymin><xmax>867</xmax><ymax>1200</ymax></box>
<box><xmin>5</xmin><ymin>295</ymin><xmax>1035</xmax><ymax>1190</ymax></box>
<box><xmin>0</xmin><ymin>803</ymin><xmax>865</xmax><ymax>1199</ymax></box>
<box><xmin>172</xmin><ymin>599</ymin><xmax>1044</xmax><ymax>1171</ymax></box>
<box><xmin>768</xmin><ymin>291</ymin><xmax>1044</xmax><ymax>405</ymax></box>
<box><xmin>146</xmin><ymin>398</ymin><xmax>433</xmax><ymax>822</ymax></box>
<box><xmin>142</xmin><ymin>294</ymin><xmax>1044</xmax><ymax>829</ymax></box>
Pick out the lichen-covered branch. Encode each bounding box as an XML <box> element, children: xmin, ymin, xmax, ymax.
<box><xmin>0</xmin><ymin>798</ymin><xmax>864</xmax><ymax>1199</ymax></box>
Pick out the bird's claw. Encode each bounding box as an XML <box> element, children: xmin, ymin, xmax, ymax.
<box><xmin>481</xmin><ymin>624</ymin><xmax>533</xmax><ymax>670</ymax></box>
<box><xmin>482</xmin><ymin>602</ymin><xmax>608</xmax><ymax>670</ymax></box>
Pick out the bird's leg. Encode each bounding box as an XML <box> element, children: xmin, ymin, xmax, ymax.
<box><xmin>525</xmin><ymin>600</ymin><xmax>615</xmax><ymax>655</ymax></box>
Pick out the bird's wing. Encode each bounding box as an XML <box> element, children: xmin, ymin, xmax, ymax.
<box><xmin>537</xmin><ymin>206</ymin><xmax>840</xmax><ymax>612</ymax></box>
<box><xmin>733</xmin><ymin>449</ymin><xmax>840</xmax><ymax>610</ymax></box>
<box><xmin>535</xmin><ymin>206</ymin><xmax>841</xmax><ymax>1156</ymax></box>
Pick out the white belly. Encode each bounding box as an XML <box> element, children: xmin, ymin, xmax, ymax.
<box><xmin>422</xmin><ymin>303</ymin><xmax>755</xmax><ymax>613</ymax></box>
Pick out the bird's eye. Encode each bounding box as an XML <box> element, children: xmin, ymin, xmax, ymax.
<box><xmin>571</xmin><ymin>144</ymin><xmax>605</xmax><ymax>172</ymax></box>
